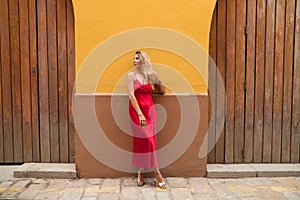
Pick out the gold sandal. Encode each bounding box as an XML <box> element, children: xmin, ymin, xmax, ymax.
<box><xmin>153</xmin><ymin>180</ymin><xmax>167</xmax><ymax>189</ymax></box>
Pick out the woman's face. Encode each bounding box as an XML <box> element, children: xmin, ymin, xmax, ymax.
<box><xmin>134</xmin><ymin>54</ymin><xmax>142</xmax><ymax>67</ymax></box>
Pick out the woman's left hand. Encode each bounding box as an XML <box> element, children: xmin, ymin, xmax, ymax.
<box><xmin>138</xmin><ymin>115</ymin><xmax>146</xmax><ymax>127</ymax></box>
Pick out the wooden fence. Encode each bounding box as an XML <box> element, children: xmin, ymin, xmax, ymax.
<box><xmin>0</xmin><ymin>0</ymin><xmax>75</xmax><ymax>163</ymax></box>
<box><xmin>208</xmin><ymin>0</ymin><xmax>300</xmax><ymax>163</ymax></box>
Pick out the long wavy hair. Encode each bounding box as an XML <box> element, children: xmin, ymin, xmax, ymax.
<box><xmin>135</xmin><ymin>51</ymin><xmax>157</xmax><ymax>84</ymax></box>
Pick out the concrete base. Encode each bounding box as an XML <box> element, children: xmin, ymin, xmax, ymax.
<box><xmin>13</xmin><ymin>163</ymin><xmax>77</xmax><ymax>179</ymax></box>
<box><xmin>11</xmin><ymin>163</ymin><xmax>300</xmax><ymax>179</ymax></box>
<box><xmin>207</xmin><ymin>164</ymin><xmax>300</xmax><ymax>178</ymax></box>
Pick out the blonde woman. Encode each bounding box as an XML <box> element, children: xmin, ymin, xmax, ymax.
<box><xmin>127</xmin><ymin>51</ymin><xmax>166</xmax><ymax>189</ymax></box>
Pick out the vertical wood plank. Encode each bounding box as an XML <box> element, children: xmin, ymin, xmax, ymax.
<box><xmin>253</xmin><ymin>0</ymin><xmax>266</xmax><ymax>163</ymax></box>
<box><xmin>234</xmin><ymin>0</ymin><xmax>246</xmax><ymax>163</ymax></box>
<box><xmin>281</xmin><ymin>0</ymin><xmax>296</xmax><ymax>163</ymax></box>
<box><xmin>29</xmin><ymin>0</ymin><xmax>40</xmax><ymax>162</ymax></box>
<box><xmin>215</xmin><ymin>0</ymin><xmax>227</xmax><ymax>163</ymax></box>
<box><xmin>19</xmin><ymin>0</ymin><xmax>33</xmax><ymax>162</ymax></box>
<box><xmin>291</xmin><ymin>0</ymin><xmax>300</xmax><ymax>163</ymax></box>
<box><xmin>224</xmin><ymin>0</ymin><xmax>235</xmax><ymax>163</ymax></box>
<box><xmin>37</xmin><ymin>0</ymin><xmax>50</xmax><ymax>162</ymax></box>
<box><xmin>208</xmin><ymin>8</ymin><xmax>217</xmax><ymax>164</ymax></box>
<box><xmin>244</xmin><ymin>0</ymin><xmax>256</xmax><ymax>163</ymax></box>
<box><xmin>9</xmin><ymin>0</ymin><xmax>23</xmax><ymax>162</ymax></box>
<box><xmin>47</xmin><ymin>0</ymin><xmax>59</xmax><ymax>163</ymax></box>
<box><xmin>57</xmin><ymin>0</ymin><xmax>69</xmax><ymax>162</ymax></box>
<box><xmin>263</xmin><ymin>0</ymin><xmax>276</xmax><ymax>163</ymax></box>
<box><xmin>67</xmin><ymin>0</ymin><xmax>76</xmax><ymax>163</ymax></box>
<box><xmin>272</xmin><ymin>0</ymin><xmax>285</xmax><ymax>163</ymax></box>
<box><xmin>0</xmin><ymin>0</ymin><xmax>13</xmax><ymax>162</ymax></box>
<box><xmin>0</xmin><ymin>29</ymin><xmax>3</xmax><ymax>162</ymax></box>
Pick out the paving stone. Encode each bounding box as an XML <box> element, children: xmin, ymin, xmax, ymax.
<box><xmin>156</xmin><ymin>189</ymin><xmax>171</xmax><ymax>200</ymax></box>
<box><xmin>0</xmin><ymin>190</ymin><xmax>20</xmax><ymax>199</ymax></box>
<box><xmin>166</xmin><ymin>177</ymin><xmax>188</xmax><ymax>188</ymax></box>
<box><xmin>170</xmin><ymin>188</ymin><xmax>193</xmax><ymax>200</ymax></box>
<box><xmin>123</xmin><ymin>177</ymin><xmax>137</xmax><ymax>187</ymax></box>
<box><xmin>254</xmin><ymin>188</ymin><xmax>286</xmax><ymax>200</ymax></box>
<box><xmin>17</xmin><ymin>182</ymin><xmax>47</xmax><ymax>199</ymax></box>
<box><xmin>88</xmin><ymin>178</ymin><xmax>103</xmax><ymax>185</ymax></box>
<box><xmin>120</xmin><ymin>187</ymin><xmax>140</xmax><ymax>200</ymax></box>
<box><xmin>193</xmin><ymin>193</ymin><xmax>219</xmax><ymax>200</ymax></box>
<box><xmin>81</xmin><ymin>197</ymin><xmax>98</xmax><ymax>200</ymax></box>
<box><xmin>32</xmin><ymin>178</ymin><xmax>49</xmax><ymax>184</ymax></box>
<box><xmin>0</xmin><ymin>181</ymin><xmax>14</xmax><ymax>188</ymax></box>
<box><xmin>281</xmin><ymin>191</ymin><xmax>300</xmax><ymax>200</ymax></box>
<box><xmin>99</xmin><ymin>179</ymin><xmax>121</xmax><ymax>193</ymax></box>
<box><xmin>207</xmin><ymin>179</ymin><xmax>239</xmax><ymax>199</ymax></box>
<box><xmin>66</xmin><ymin>178</ymin><xmax>88</xmax><ymax>188</ymax></box>
<box><xmin>98</xmin><ymin>193</ymin><xmax>119</xmax><ymax>200</ymax></box>
<box><xmin>140</xmin><ymin>187</ymin><xmax>156</xmax><ymax>200</ymax></box>
<box><xmin>82</xmin><ymin>184</ymin><xmax>100</xmax><ymax>198</ymax></box>
<box><xmin>11</xmin><ymin>179</ymin><xmax>32</xmax><ymax>189</ymax></box>
<box><xmin>60</xmin><ymin>187</ymin><xmax>85</xmax><ymax>200</ymax></box>
<box><xmin>34</xmin><ymin>179</ymin><xmax>69</xmax><ymax>199</ymax></box>
<box><xmin>189</xmin><ymin>178</ymin><xmax>213</xmax><ymax>194</ymax></box>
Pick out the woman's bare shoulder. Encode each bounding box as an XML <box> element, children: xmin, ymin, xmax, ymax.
<box><xmin>127</xmin><ymin>71</ymin><xmax>135</xmax><ymax>78</ymax></box>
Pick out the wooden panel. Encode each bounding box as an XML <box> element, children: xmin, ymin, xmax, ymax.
<box><xmin>0</xmin><ymin>0</ymin><xmax>75</xmax><ymax>163</ymax></box>
<box><xmin>224</xmin><ymin>0</ymin><xmax>235</xmax><ymax>164</ymax></box>
<box><xmin>10</xmin><ymin>0</ymin><xmax>23</xmax><ymax>162</ymax></box>
<box><xmin>215</xmin><ymin>0</ymin><xmax>227</xmax><ymax>163</ymax></box>
<box><xmin>19</xmin><ymin>0</ymin><xmax>33</xmax><ymax>162</ymax></box>
<box><xmin>1</xmin><ymin>0</ymin><xmax>14</xmax><ymax>162</ymax></box>
<box><xmin>272</xmin><ymin>0</ymin><xmax>285</xmax><ymax>163</ymax></box>
<box><xmin>234</xmin><ymin>0</ymin><xmax>246</xmax><ymax>163</ymax></box>
<box><xmin>29</xmin><ymin>0</ymin><xmax>40</xmax><ymax>162</ymax></box>
<box><xmin>0</xmin><ymin>29</ymin><xmax>3</xmax><ymax>162</ymax></box>
<box><xmin>57</xmin><ymin>0</ymin><xmax>69</xmax><ymax>162</ymax></box>
<box><xmin>263</xmin><ymin>0</ymin><xmax>276</xmax><ymax>163</ymax></box>
<box><xmin>67</xmin><ymin>0</ymin><xmax>76</xmax><ymax>163</ymax></box>
<box><xmin>281</xmin><ymin>0</ymin><xmax>296</xmax><ymax>163</ymax></box>
<box><xmin>208</xmin><ymin>8</ymin><xmax>217</xmax><ymax>163</ymax></box>
<box><xmin>291</xmin><ymin>0</ymin><xmax>300</xmax><ymax>163</ymax></box>
<box><xmin>253</xmin><ymin>0</ymin><xmax>266</xmax><ymax>163</ymax></box>
<box><xmin>244</xmin><ymin>0</ymin><xmax>256</xmax><ymax>163</ymax></box>
<box><xmin>37</xmin><ymin>0</ymin><xmax>50</xmax><ymax>162</ymax></box>
<box><xmin>47</xmin><ymin>0</ymin><xmax>59</xmax><ymax>162</ymax></box>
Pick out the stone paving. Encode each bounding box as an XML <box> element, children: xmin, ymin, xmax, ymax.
<box><xmin>0</xmin><ymin>176</ymin><xmax>300</xmax><ymax>199</ymax></box>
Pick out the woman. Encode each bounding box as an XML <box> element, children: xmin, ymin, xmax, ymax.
<box><xmin>127</xmin><ymin>51</ymin><xmax>167</xmax><ymax>189</ymax></box>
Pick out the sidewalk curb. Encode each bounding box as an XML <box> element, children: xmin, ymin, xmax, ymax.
<box><xmin>207</xmin><ymin>164</ymin><xmax>300</xmax><ymax>178</ymax></box>
<box><xmin>13</xmin><ymin>163</ymin><xmax>78</xmax><ymax>179</ymax></box>
<box><xmin>12</xmin><ymin>163</ymin><xmax>300</xmax><ymax>179</ymax></box>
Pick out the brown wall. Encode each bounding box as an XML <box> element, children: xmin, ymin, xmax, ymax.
<box><xmin>75</xmin><ymin>94</ymin><xmax>208</xmax><ymax>178</ymax></box>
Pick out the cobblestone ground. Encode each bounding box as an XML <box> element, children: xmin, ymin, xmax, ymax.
<box><xmin>0</xmin><ymin>177</ymin><xmax>300</xmax><ymax>199</ymax></box>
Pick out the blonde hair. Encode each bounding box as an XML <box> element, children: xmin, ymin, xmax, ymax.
<box><xmin>135</xmin><ymin>51</ymin><xmax>157</xmax><ymax>84</ymax></box>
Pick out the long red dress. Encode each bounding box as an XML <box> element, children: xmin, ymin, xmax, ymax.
<box><xmin>129</xmin><ymin>79</ymin><xmax>158</xmax><ymax>168</ymax></box>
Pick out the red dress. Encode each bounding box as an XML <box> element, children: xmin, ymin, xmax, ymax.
<box><xmin>129</xmin><ymin>79</ymin><xmax>158</xmax><ymax>168</ymax></box>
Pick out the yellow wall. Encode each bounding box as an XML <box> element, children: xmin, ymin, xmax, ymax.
<box><xmin>72</xmin><ymin>0</ymin><xmax>216</xmax><ymax>94</ymax></box>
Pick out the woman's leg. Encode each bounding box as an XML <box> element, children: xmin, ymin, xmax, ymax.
<box><xmin>137</xmin><ymin>168</ymin><xmax>144</xmax><ymax>186</ymax></box>
<box><xmin>154</xmin><ymin>169</ymin><xmax>167</xmax><ymax>189</ymax></box>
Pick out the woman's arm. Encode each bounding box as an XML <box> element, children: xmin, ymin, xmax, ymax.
<box><xmin>127</xmin><ymin>72</ymin><xmax>146</xmax><ymax>125</ymax></box>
